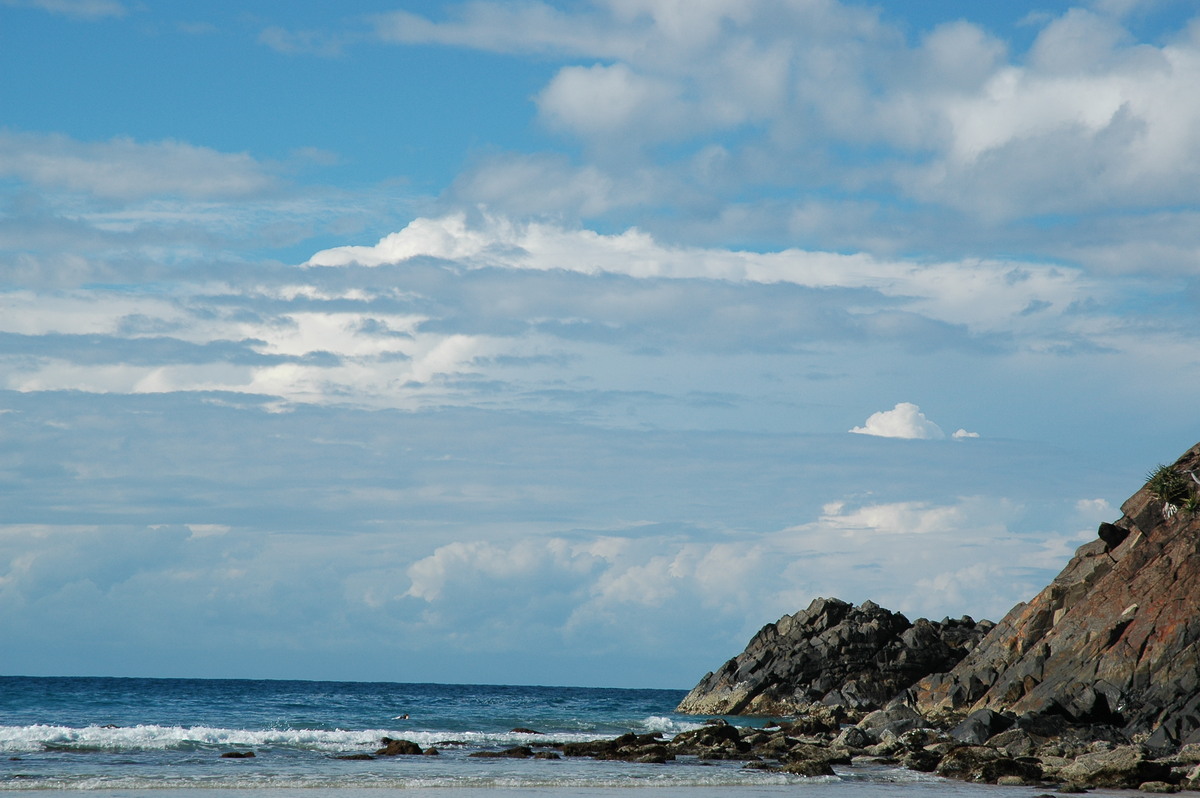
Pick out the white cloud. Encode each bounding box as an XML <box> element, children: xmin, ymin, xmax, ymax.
<box><xmin>1</xmin><ymin>0</ymin><xmax>125</xmax><ymax>19</ymax></box>
<box><xmin>351</xmin><ymin>1</ymin><xmax>1200</xmax><ymax>249</ymax></box>
<box><xmin>0</xmin><ymin>131</ymin><xmax>277</xmax><ymax>200</ymax></box>
<box><xmin>258</xmin><ymin>26</ymin><xmax>352</xmax><ymax>57</ymax></box>
<box><xmin>537</xmin><ymin>62</ymin><xmax>686</xmax><ymax>145</ymax></box>
<box><xmin>850</xmin><ymin>402</ymin><xmax>945</xmax><ymax>439</ymax></box>
<box><xmin>307</xmin><ymin>213</ymin><xmax>1091</xmax><ymax>335</ymax></box>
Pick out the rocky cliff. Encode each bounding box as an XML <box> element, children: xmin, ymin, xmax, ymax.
<box><xmin>680</xmin><ymin>440</ymin><xmax>1200</xmax><ymax>751</ymax></box>
<box><xmin>912</xmin><ymin>441</ymin><xmax>1200</xmax><ymax>748</ymax></box>
<box><xmin>676</xmin><ymin>597</ymin><xmax>992</xmax><ymax>715</ymax></box>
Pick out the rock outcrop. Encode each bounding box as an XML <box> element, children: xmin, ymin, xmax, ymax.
<box><xmin>911</xmin><ymin>441</ymin><xmax>1200</xmax><ymax>748</ymax></box>
<box><xmin>676</xmin><ymin>597</ymin><xmax>992</xmax><ymax>715</ymax></box>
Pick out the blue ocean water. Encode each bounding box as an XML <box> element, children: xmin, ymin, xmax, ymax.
<box><xmin>0</xmin><ymin>676</ymin><xmax>1031</xmax><ymax>797</ymax></box>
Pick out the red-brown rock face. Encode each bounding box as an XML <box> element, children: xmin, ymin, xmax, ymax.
<box><xmin>912</xmin><ymin>442</ymin><xmax>1200</xmax><ymax>747</ymax></box>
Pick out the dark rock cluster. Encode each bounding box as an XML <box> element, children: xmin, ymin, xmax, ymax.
<box><xmin>676</xmin><ymin>596</ymin><xmax>991</xmax><ymax>715</ymax></box>
<box><xmin>550</xmin><ymin>712</ymin><xmax>1200</xmax><ymax>791</ymax></box>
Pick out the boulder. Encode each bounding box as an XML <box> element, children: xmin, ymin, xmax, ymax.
<box><xmin>833</xmin><ymin>726</ymin><xmax>873</xmax><ymax>749</ymax></box>
<box><xmin>986</xmin><ymin>728</ymin><xmax>1040</xmax><ymax>758</ymax></box>
<box><xmin>375</xmin><ymin>737</ymin><xmax>423</xmax><ymax>756</ymax></box>
<box><xmin>780</xmin><ymin>759</ymin><xmax>835</xmax><ymax>777</ymax></box>
<box><xmin>934</xmin><ymin>745</ymin><xmax>1042</xmax><ymax>784</ymax></box>
<box><xmin>858</xmin><ymin>703</ymin><xmax>927</xmax><ymax>738</ymax></box>
<box><xmin>469</xmin><ymin>746</ymin><xmax>533</xmax><ymax>758</ymax></box>
<box><xmin>950</xmin><ymin>709</ymin><xmax>1015</xmax><ymax>745</ymax></box>
<box><xmin>1140</xmin><ymin>781</ymin><xmax>1180</xmax><ymax>793</ymax></box>
<box><xmin>1057</xmin><ymin>745</ymin><xmax>1172</xmax><ymax>789</ymax></box>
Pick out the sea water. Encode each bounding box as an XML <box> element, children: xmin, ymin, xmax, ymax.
<box><xmin>0</xmin><ymin>676</ymin><xmax>1055</xmax><ymax>797</ymax></box>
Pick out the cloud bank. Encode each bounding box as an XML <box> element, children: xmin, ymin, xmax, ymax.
<box><xmin>3</xmin><ymin>0</ymin><xmax>1198</xmax><ymax>687</ymax></box>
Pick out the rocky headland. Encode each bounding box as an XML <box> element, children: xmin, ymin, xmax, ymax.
<box><xmin>662</xmin><ymin>440</ymin><xmax>1200</xmax><ymax>789</ymax></box>
<box><xmin>361</xmin><ymin>442</ymin><xmax>1200</xmax><ymax>790</ymax></box>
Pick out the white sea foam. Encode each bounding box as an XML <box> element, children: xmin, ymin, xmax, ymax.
<box><xmin>0</xmin><ymin>723</ymin><xmax>389</xmax><ymax>753</ymax></box>
<box><xmin>0</xmin><ymin>723</ymin><xmax>641</xmax><ymax>754</ymax></box>
<box><xmin>642</xmin><ymin>715</ymin><xmax>704</xmax><ymax>734</ymax></box>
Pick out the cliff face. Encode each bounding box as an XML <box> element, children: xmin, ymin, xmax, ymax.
<box><xmin>676</xmin><ymin>597</ymin><xmax>992</xmax><ymax>715</ymax></box>
<box><xmin>912</xmin><ymin>442</ymin><xmax>1200</xmax><ymax>747</ymax></box>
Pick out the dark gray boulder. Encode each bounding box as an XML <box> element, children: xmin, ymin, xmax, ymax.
<box><xmin>375</xmin><ymin>737</ymin><xmax>423</xmax><ymax>756</ymax></box>
<box><xmin>951</xmin><ymin>709</ymin><xmax>1016</xmax><ymax>745</ymax></box>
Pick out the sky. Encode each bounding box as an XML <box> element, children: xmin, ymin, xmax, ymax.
<box><xmin>1</xmin><ymin>0</ymin><xmax>1199</xmax><ymax>690</ymax></box>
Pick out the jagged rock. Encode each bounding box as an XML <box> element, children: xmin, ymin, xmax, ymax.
<box><xmin>375</xmin><ymin>737</ymin><xmax>423</xmax><ymax>756</ymax></box>
<box><xmin>986</xmin><ymin>728</ymin><xmax>1041</xmax><ymax>758</ymax></box>
<box><xmin>677</xmin><ymin>598</ymin><xmax>991</xmax><ymax>716</ymax></box>
<box><xmin>858</xmin><ymin>703</ymin><xmax>927</xmax><ymax>738</ymax></box>
<box><xmin>912</xmin><ymin>442</ymin><xmax>1200</xmax><ymax>748</ymax></box>
<box><xmin>833</xmin><ymin>726</ymin><xmax>874</xmax><ymax>749</ymax></box>
<box><xmin>950</xmin><ymin>709</ymin><xmax>1016</xmax><ymax>745</ymax></box>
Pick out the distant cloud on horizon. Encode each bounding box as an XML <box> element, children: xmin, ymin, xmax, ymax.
<box><xmin>850</xmin><ymin>402</ymin><xmax>979</xmax><ymax>440</ymax></box>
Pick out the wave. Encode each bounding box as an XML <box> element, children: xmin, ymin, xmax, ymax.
<box><xmin>0</xmin><ymin>721</ymin><xmax>697</xmax><ymax>754</ymax></box>
<box><xmin>0</xmin><ymin>723</ymin><xmax>381</xmax><ymax>754</ymax></box>
<box><xmin>641</xmin><ymin>715</ymin><xmax>704</xmax><ymax>734</ymax></box>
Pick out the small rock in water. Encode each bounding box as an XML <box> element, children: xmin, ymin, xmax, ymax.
<box><xmin>469</xmin><ymin>746</ymin><xmax>533</xmax><ymax>758</ymax></box>
<box><xmin>375</xmin><ymin>737</ymin><xmax>423</xmax><ymax>756</ymax></box>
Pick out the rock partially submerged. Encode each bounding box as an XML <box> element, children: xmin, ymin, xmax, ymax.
<box><xmin>374</xmin><ymin>737</ymin><xmax>438</xmax><ymax>756</ymax></box>
<box><xmin>676</xmin><ymin>597</ymin><xmax>991</xmax><ymax>715</ymax></box>
<box><xmin>553</xmin><ymin>714</ymin><xmax>1185</xmax><ymax>790</ymax></box>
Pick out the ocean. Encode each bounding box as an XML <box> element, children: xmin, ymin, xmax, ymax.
<box><xmin>0</xmin><ymin>676</ymin><xmax>1049</xmax><ymax>797</ymax></box>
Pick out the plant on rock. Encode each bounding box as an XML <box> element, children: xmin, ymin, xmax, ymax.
<box><xmin>1145</xmin><ymin>464</ymin><xmax>1192</xmax><ymax>518</ymax></box>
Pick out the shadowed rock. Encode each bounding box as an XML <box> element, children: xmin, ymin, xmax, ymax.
<box><xmin>375</xmin><ymin>737</ymin><xmax>423</xmax><ymax>756</ymax></box>
<box><xmin>677</xmin><ymin>598</ymin><xmax>992</xmax><ymax>716</ymax></box>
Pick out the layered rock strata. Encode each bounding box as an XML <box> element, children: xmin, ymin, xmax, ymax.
<box><xmin>676</xmin><ymin>597</ymin><xmax>992</xmax><ymax>715</ymax></box>
<box><xmin>911</xmin><ymin>442</ymin><xmax>1200</xmax><ymax>748</ymax></box>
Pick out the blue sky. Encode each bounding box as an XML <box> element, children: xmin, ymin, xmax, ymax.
<box><xmin>2</xmin><ymin>0</ymin><xmax>1199</xmax><ymax>689</ymax></box>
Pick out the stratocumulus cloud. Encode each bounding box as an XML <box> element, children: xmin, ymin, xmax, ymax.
<box><xmin>306</xmin><ymin>213</ymin><xmax>1089</xmax><ymax>334</ymax></box>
